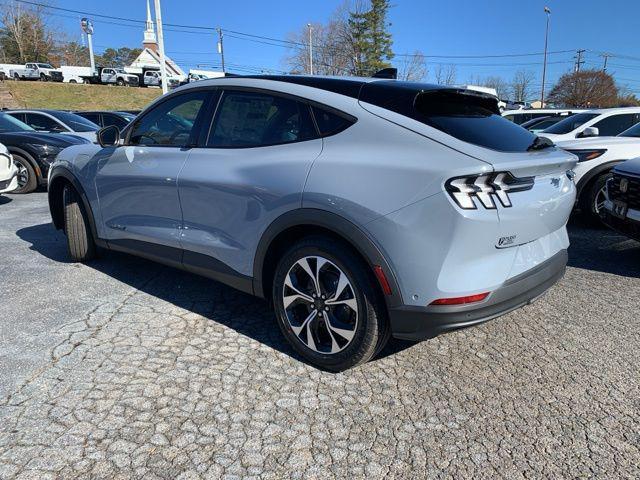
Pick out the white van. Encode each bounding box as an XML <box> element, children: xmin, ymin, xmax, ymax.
<box><xmin>60</xmin><ymin>66</ymin><xmax>93</xmax><ymax>84</ymax></box>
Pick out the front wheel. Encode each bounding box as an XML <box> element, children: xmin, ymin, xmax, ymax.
<box><xmin>40</xmin><ymin>73</ymin><xmax>47</xmax><ymax>82</ymax></box>
<box><xmin>582</xmin><ymin>172</ymin><xmax>611</xmax><ymax>225</ymax></box>
<box><xmin>12</xmin><ymin>155</ymin><xmax>37</xmax><ymax>193</ymax></box>
<box><xmin>116</xmin><ymin>78</ymin><xmax>125</xmax><ymax>86</ymax></box>
<box><xmin>272</xmin><ymin>236</ymin><xmax>389</xmax><ymax>371</ymax></box>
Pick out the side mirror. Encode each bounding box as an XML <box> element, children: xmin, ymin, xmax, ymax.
<box><xmin>98</xmin><ymin>125</ymin><xmax>120</xmax><ymax>147</ymax></box>
<box><xmin>578</xmin><ymin>126</ymin><xmax>599</xmax><ymax>138</ymax></box>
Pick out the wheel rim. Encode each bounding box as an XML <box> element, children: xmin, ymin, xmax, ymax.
<box><xmin>594</xmin><ymin>185</ymin><xmax>607</xmax><ymax>214</ymax></box>
<box><xmin>282</xmin><ymin>256</ymin><xmax>358</xmax><ymax>355</ymax></box>
<box><xmin>14</xmin><ymin>160</ymin><xmax>28</xmax><ymax>189</ymax></box>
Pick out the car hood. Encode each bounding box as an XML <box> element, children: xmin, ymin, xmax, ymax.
<box><xmin>556</xmin><ymin>136</ymin><xmax>640</xmax><ymax>149</ymax></box>
<box><xmin>615</xmin><ymin>156</ymin><xmax>640</xmax><ymax>175</ymax></box>
<box><xmin>0</xmin><ymin>131</ymin><xmax>90</xmax><ymax>146</ymax></box>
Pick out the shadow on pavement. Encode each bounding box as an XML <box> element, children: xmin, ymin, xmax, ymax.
<box><xmin>0</xmin><ymin>195</ymin><xmax>13</xmax><ymax>205</ymax></box>
<box><xmin>567</xmin><ymin>217</ymin><xmax>640</xmax><ymax>277</ymax></box>
<box><xmin>16</xmin><ymin>223</ymin><xmax>414</xmax><ymax>369</ymax></box>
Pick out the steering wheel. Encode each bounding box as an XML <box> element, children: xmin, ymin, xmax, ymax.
<box><xmin>137</xmin><ymin>133</ymin><xmax>159</xmax><ymax>145</ymax></box>
<box><xmin>168</xmin><ymin>129</ymin><xmax>189</xmax><ymax>144</ymax></box>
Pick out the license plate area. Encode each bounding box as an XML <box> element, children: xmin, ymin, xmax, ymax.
<box><xmin>611</xmin><ymin>200</ymin><xmax>628</xmax><ymax>219</ymax></box>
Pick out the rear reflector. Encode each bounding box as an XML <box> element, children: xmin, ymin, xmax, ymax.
<box><xmin>430</xmin><ymin>292</ymin><xmax>490</xmax><ymax>306</ymax></box>
<box><xmin>373</xmin><ymin>265</ymin><xmax>392</xmax><ymax>296</ymax></box>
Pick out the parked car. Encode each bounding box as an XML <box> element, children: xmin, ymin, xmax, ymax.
<box><xmin>502</xmin><ymin>109</ymin><xmax>583</xmax><ymax>125</ymax></box>
<box><xmin>5</xmin><ymin>110</ymin><xmax>99</xmax><ymax>143</ymax></box>
<box><xmin>47</xmin><ymin>76</ymin><xmax>577</xmax><ymax>371</ymax></box>
<box><xmin>601</xmin><ymin>158</ymin><xmax>640</xmax><ymax>242</ymax></box>
<box><xmin>0</xmin><ymin>142</ymin><xmax>18</xmax><ymax>195</ymax></box>
<box><xmin>557</xmin><ymin>121</ymin><xmax>640</xmax><ymax>222</ymax></box>
<box><xmin>539</xmin><ymin>107</ymin><xmax>640</xmax><ymax>142</ymax></box>
<box><xmin>0</xmin><ymin>112</ymin><xmax>89</xmax><ymax>193</ymax></box>
<box><xmin>81</xmin><ymin>67</ymin><xmax>140</xmax><ymax>87</ymax></box>
<box><xmin>74</xmin><ymin>111</ymin><xmax>136</xmax><ymax>130</ymax></box>
<box><xmin>9</xmin><ymin>63</ymin><xmax>63</xmax><ymax>82</ymax></box>
<box><xmin>520</xmin><ymin>114</ymin><xmax>574</xmax><ymax>134</ymax></box>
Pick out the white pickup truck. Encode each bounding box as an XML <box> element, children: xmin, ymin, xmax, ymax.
<box><xmin>81</xmin><ymin>67</ymin><xmax>139</xmax><ymax>87</ymax></box>
<box><xmin>9</xmin><ymin>63</ymin><xmax>63</xmax><ymax>82</ymax></box>
<box><xmin>141</xmin><ymin>69</ymin><xmax>180</xmax><ymax>88</ymax></box>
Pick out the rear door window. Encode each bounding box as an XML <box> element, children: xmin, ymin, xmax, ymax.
<box><xmin>24</xmin><ymin>113</ymin><xmax>66</xmax><ymax>132</ymax></box>
<box><xmin>208</xmin><ymin>90</ymin><xmax>316</xmax><ymax>148</ymax></box>
<box><xmin>81</xmin><ymin>113</ymin><xmax>101</xmax><ymax>126</ymax></box>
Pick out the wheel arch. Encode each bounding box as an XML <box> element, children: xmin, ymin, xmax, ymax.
<box><xmin>8</xmin><ymin>147</ymin><xmax>43</xmax><ymax>182</ymax></box>
<box><xmin>576</xmin><ymin>159</ymin><xmax>624</xmax><ymax>201</ymax></box>
<box><xmin>48</xmin><ymin>167</ymin><xmax>100</xmax><ymax>244</ymax></box>
<box><xmin>253</xmin><ymin>209</ymin><xmax>403</xmax><ymax>308</ymax></box>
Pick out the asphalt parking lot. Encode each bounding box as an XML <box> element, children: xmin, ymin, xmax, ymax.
<box><xmin>0</xmin><ymin>191</ymin><xmax>639</xmax><ymax>479</ymax></box>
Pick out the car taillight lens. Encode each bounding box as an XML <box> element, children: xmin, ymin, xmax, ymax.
<box><xmin>430</xmin><ymin>292</ymin><xmax>490</xmax><ymax>305</ymax></box>
<box><xmin>445</xmin><ymin>172</ymin><xmax>534</xmax><ymax>210</ymax></box>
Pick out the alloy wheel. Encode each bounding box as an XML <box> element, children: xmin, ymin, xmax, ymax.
<box><xmin>282</xmin><ymin>256</ymin><xmax>358</xmax><ymax>354</ymax></box>
<box><xmin>594</xmin><ymin>185</ymin><xmax>606</xmax><ymax>214</ymax></box>
<box><xmin>15</xmin><ymin>160</ymin><xmax>29</xmax><ymax>189</ymax></box>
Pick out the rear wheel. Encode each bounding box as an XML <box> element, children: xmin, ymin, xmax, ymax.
<box><xmin>272</xmin><ymin>236</ymin><xmax>389</xmax><ymax>371</ymax></box>
<box><xmin>13</xmin><ymin>73</ymin><xmax>20</xmax><ymax>81</ymax></box>
<box><xmin>69</xmin><ymin>79</ymin><xmax>77</xmax><ymax>84</ymax></box>
<box><xmin>12</xmin><ymin>155</ymin><xmax>37</xmax><ymax>193</ymax></box>
<box><xmin>63</xmin><ymin>185</ymin><xmax>96</xmax><ymax>262</ymax></box>
<box><xmin>582</xmin><ymin>172</ymin><xmax>611</xmax><ymax>224</ymax></box>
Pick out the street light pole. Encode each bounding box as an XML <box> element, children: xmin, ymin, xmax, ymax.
<box><xmin>153</xmin><ymin>0</ymin><xmax>168</xmax><ymax>94</ymax></box>
<box><xmin>217</xmin><ymin>28</ymin><xmax>225</xmax><ymax>73</ymax></box>
<box><xmin>307</xmin><ymin>23</ymin><xmax>313</xmax><ymax>75</ymax></box>
<box><xmin>540</xmin><ymin>6</ymin><xmax>551</xmax><ymax>107</ymax></box>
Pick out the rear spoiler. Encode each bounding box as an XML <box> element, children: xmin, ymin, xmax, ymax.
<box><xmin>372</xmin><ymin>68</ymin><xmax>397</xmax><ymax>79</ymax></box>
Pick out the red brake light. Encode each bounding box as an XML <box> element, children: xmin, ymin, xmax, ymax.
<box><xmin>430</xmin><ymin>292</ymin><xmax>490</xmax><ymax>306</ymax></box>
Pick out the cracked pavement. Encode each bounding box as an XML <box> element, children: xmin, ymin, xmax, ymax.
<box><xmin>0</xmin><ymin>192</ymin><xmax>639</xmax><ymax>479</ymax></box>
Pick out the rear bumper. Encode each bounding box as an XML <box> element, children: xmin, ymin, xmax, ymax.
<box><xmin>389</xmin><ymin>249</ymin><xmax>567</xmax><ymax>341</ymax></box>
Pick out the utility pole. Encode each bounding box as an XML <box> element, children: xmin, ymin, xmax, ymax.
<box><xmin>153</xmin><ymin>0</ymin><xmax>169</xmax><ymax>94</ymax></box>
<box><xmin>217</xmin><ymin>28</ymin><xmax>225</xmax><ymax>73</ymax></box>
<box><xmin>540</xmin><ymin>7</ymin><xmax>550</xmax><ymax>107</ymax></box>
<box><xmin>574</xmin><ymin>49</ymin><xmax>586</xmax><ymax>73</ymax></box>
<box><xmin>307</xmin><ymin>23</ymin><xmax>313</xmax><ymax>75</ymax></box>
<box><xmin>601</xmin><ymin>53</ymin><xmax>610</xmax><ymax>72</ymax></box>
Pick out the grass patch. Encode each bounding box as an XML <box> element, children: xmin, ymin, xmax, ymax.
<box><xmin>5</xmin><ymin>81</ymin><xmax>162</xmax><ymax>111</ymax></box>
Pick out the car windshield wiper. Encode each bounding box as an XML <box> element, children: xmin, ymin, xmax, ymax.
<box><xmin>527</xmin><ymin>135</ymin><xmax>554</xmax><ymax>151</ymax></box>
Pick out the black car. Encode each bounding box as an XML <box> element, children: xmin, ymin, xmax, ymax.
<box><xmin>74</xmin><ymin>111</ymin><xmax>136</xmax><ymax>130</ymax></box>
<box><xmin>0</xmin><ymin>113</ymin><xmax>89</xmax><ymax>193</ymax></box>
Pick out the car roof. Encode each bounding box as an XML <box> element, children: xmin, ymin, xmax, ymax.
<box><xmin>181</xmin><ymin>75</ymin><xmax>454</xmax><ymax>100</ymax></box>
<box><xmin>580</xmin><ymin>106</ymin><xmax>640</xmax><ymax>114</ymax></box>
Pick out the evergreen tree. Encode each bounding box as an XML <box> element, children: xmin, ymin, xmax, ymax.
<box><xmin>348</xmin><ymin>0</ymin><xmax>394</xmax><ymax>76</ymax></box>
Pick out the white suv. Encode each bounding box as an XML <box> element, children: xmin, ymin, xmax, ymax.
<box><xmin>539</xmin><ymin>107</ymin><xmax>640</xmax><ymax>142</ymax></box>
<box><xmin>557</xmin><ymin>122</ymin><xmax>640</xmax><ymax>222</ymax></box>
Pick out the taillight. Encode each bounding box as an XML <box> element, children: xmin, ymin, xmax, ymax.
<box><xmin>445</xmin><ymin>172</ymin><xmax>534</xmax><ymax>210</ymax></box>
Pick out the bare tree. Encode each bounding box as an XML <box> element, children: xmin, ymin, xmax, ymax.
<box><xmin>511</xmin><ymin>70</ymin><xmax>535</xmax><ymax>102</ymax></box>
<box><xmin>397</xmin><ymin>51</ymin><xmax>427</xmax><ymax>82</ymax></box>
<box><xmin>482</xmin><ymin>76</ymin><xmax>509</xmax><ymax>99</ymax></box>
<box><xmin>0</xmin><ymin>1</ymin><xmax>54</xmax><ymax>63</ymax></box>
<box><xmin>434</xmin><ymin>64</ymin><xmax>456</xmax><ymax>85</ymax></box>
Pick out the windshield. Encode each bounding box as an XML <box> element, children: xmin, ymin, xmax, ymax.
<box><xmin>0</xmin><ymin>113</ymin><xmax>34</xmax><ymax>132</ymax></box>
<box><xmin>542</xmin><ymin>112</ymin><xmax>599</xmax><ymax>134</ymax></box>
<box><xmin>48</xmin><ymin>111</ymin><xmax>99</xmax><ymax>132</ymax></box>
<box><xmin>619</xmin><ymin>122</ymin><xmax>640</xmax><ymax>138</ymax></box>
<box><xmin>115</xmin><ymin>69</ymin><xmax>126</xmax><ymax>73</ymax></box>
<box><xmin>37</xmin><ymin>63</ymin><xmax>53</xmax><ymax>69</ymax></box>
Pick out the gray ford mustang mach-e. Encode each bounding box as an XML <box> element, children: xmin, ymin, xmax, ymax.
<box><xmin>48</xmin><ymin>75</ymin><xmax>577</xmax><ymax>371</ymax></box>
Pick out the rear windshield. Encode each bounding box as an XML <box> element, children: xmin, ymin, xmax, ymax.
<box><xmin>48</xmin><ymin>111</ymin><xmax>99</xmax><ymax>132</ymax></box>
<box><xmin>542</xmin><ymin>112</ymin><xmax>598</xmax><ymax>134</ymax></box>
<box><xmin>414</xmin><ymin>91</ymin><xmax>537</xmax><ymax>152</ymax></box>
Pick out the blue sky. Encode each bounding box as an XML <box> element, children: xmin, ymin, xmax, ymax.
<box><xmin>44</xmin><ymin>0</ymin><xmax>640</xmax><ymax>97</ymax></box>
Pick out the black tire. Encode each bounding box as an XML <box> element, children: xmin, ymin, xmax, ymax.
<box><xmin>581</xmin><ymin>172</ymin><xmax>611</xmax><ymax>225</ymax></box>
<box><xmin>12</xmin><ymin>155</ymin><xmax>37</xmax><ymax>194</ymax></box>
<box><xmin>40</xmin><ymin>73</ymin><xmax>47</xmax><ymax>82</ymax></box>
<box><xmin>63</xmin><ymin>185</ymin><xmax>96</xmax><ymax>262</ymax></box>
<box><xmin>69</xmin><ymin>79</ymin><xmax>77</xmax><ymax>84</ymax></box>
<box><xmin>116</xmin><ymin>78</ymin><xmax>125</xmax><ymax>86</ymax></box>
<box><xmin>272</xmin><ymin>236</ymin><xmax>389</xmax><ymax>371</ymax></box>
<box><xmin>13</xmin><ymin>73</ymin><xmax>20</xmax><ymax>81</ymax></box>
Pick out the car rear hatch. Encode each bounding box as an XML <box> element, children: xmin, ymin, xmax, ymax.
<box><xmin>358</xmin><ymin>84</ymin><xmax>577</xmax><ymax>247</ymax></box>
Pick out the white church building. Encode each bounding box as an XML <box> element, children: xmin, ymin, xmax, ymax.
<box><xmin>128</xmin><ymin>0</ymin><xmax>186</xmax><ymax>79</ymax></box>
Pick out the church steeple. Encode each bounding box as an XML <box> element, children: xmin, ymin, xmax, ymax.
<box><xmin>143</xmin><ymin>0</ymin><xmax>158</xmax><ymax>51</ymax></box>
